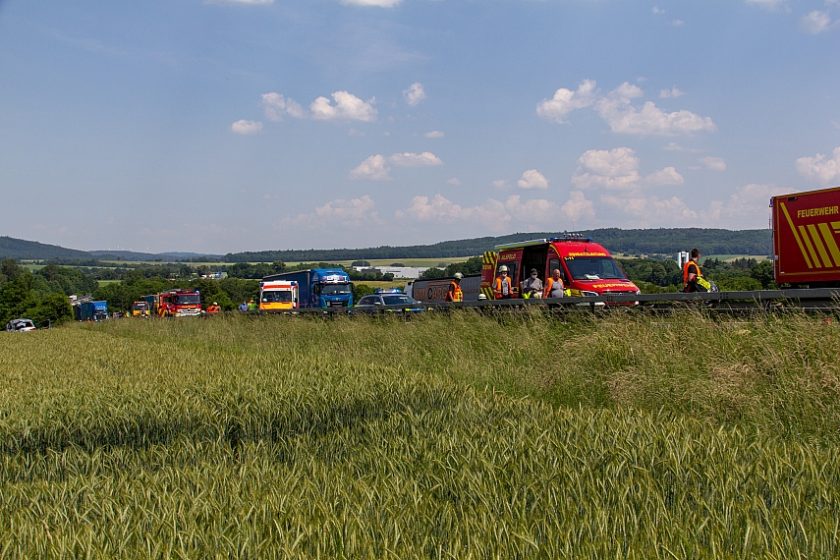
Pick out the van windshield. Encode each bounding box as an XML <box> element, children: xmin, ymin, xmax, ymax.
<box><xmin>175</xmin><ymin>294</ymin><xmax>201</xmax><ymax>305</ymax></box>
<box><xmin>262</xmin><ymin>290</ymin><xmax>293</xmax><ymax>303</ymax></box>
<box><xmin>564</xmin><ymin>257</ymin><xmax>626</xmax><ymax>280</ymax></box>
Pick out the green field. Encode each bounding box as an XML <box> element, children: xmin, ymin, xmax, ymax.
<box><xmin>1</xmin><ymin>312</ymin><xmax>838</xmax><ymax>558</ymax></box>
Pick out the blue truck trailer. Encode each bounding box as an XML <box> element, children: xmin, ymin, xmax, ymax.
<box><xmin>75</xmin><ymin>300</ymin><xmax>108</xmax><ymax>321</ymax></box>
<box><xmin>262</xmin><ymin>269</ymin><xmax>353</xmax><ymax>309</ymax></box>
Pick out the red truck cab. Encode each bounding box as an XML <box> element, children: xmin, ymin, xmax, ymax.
<box><xmin>157</xmin><ymin>289</ymin><xmax>203</xmax><ymax>317</ymax></box>
<box><xmin>771</xmin><ymin>186</ymin><xmax>840</xmax><ymax>287</ymax></box>
<box><xmin>480</xmin><ymin>235</ymin><xmax>640</xmax><ymax>299</ymax></box>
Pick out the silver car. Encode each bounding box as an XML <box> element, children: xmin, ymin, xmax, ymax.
<box><xmin>5</xmin><ymin>318</ymin><xmax>36</xmax><ymax>332</ymax></box>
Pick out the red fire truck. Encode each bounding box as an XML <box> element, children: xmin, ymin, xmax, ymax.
<box><xmin>154</xmin><ymin>289</ymin><xmax>203</xmax><ymax>317</ymax></box>
<box><xmin>771</xmin><ymin>186</ymin><xmax>840</xmax><ymax>287</ymax></box>
<box><xmin>480</xmin><ymin>235</ymin><xmax>640</xmax><ymax>299</ymax></box>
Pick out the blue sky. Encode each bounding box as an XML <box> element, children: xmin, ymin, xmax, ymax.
<box><xmin>1</xmin><ymin>0</ymin><xmax>839</xmax><ymax>253</ymax></box>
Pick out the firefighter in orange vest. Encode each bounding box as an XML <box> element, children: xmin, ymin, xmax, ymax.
<box><xmin>683</xmin><ymin>248</ymin><xmax>702</xmax><ymax>292</ymax></box>
<box><xmin>446</xmin><ymin>272</ymin><xmax>464</xmax><ymax>302</ymax></box>
<box><xmin>493</xmin><ymin>265</ymin><xmax>514</xmax><ymax>299</ymax></box>
<box><xmin>543</xmin><ymin>268</ymin><xmax>565</xmax><ymax>299</ymax></box>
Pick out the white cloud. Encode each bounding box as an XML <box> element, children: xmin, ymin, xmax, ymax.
<box><xmin>560</xmin><ymin>191</ymin><xmax>596</xmax><ymax>223</ymax></box>
<box><xmin>572</xmin><ymin>147</ymin><xmax>641</xmax><ymax>190</ymax></box>
<box><xmin>645</xmin><ymin>166</ymin><xmax>685</xmax><ymax>186</ymax></box>
<box><xmin>800</xmin><ymin>11</ymin><xmax>832</xmax><ymax>34</ymax></box>
<box><xmin>572</xmin><ymin>147</ymin><xmax>684</xmax><ymax>190</ymax></box>
<box><xmin>596</xmin><ymin>83</ymin><xmax>716</xmax><ymax>136</ymax></box>
<box><xmin>351</xmin><ymin>151</ymin><xmax>443</xmax><ymax>181</ymax></box>
<box><xmin>403</xmin><ymin>82</ymin><xmax>426</xmax><ymax>106</ymax></box>
<box><xmin>539</xmin><ymin>80</ymin><xmax>715</xmax><ymax>136</ymax></box>
<box><xmin>310</xmin><ymin>91</ymin><xmax>377</xmax><ymax>122</ymax></box>
<box><xmin>516</xmin><ymin>169</ymin><xmax>549</xmax><ymax>190</ymax></box>
<box><xmin>424</xmin><ymin>130</ymin><xmax>445</xmax><ymax>139</ymax></box>
<box><xmin>230</xmin><ymin>120</ymin><xmax>263</xmax><ymax>135</ymax></box>
<box><xmin>671</xmin><ymin>19</ymin><xmax>685</xmax><ymax>27</ymax></box>
<box><xmin>389</xmin><ymin>151</ymin><xmax>442</xmax><ymax>167</ymax></box>
<box><xmin>701</xmin><ymin>156</ymin><xmax>727</xmax><ymax>172</ymax></box>
<box><xmin>351</xmin><ymin>154</ymin><xmax>391</xmax><ymax>181</ymax></box>
<box><xmin>536</xmin><ymin>79</ymin><xmax>597</xmax><ymax>123</ymax></box>
<box><xmin>796</xmin><ymin>146</ymin><xmax>840</xmax><ymax>184</ymax></box>
<box><xmin>287</xmin><ymin>195</ymin><xmax>379</xmax><ymax>227</ymax></box>
<box><xmin>261</xmin><ymin>92</ymin><xmax>305</xmax><ymax>121</ymax></box>
<box><xmin>652</xmin><ymin>6</ymin><xmax>665</xmax><ymax>15</ymax></box>
<box><xmin>340</xmin><ymin>0</ymin><xmax>401</xmax><ymax>6</ymax></box>
<box><xmin>745</xmin><ymin>0</ymin><xmax>786</xmax><ymax>10</ymax></box>
<box><xmin>447</xmin><ymin>177</ymin><xmax>462</xmax><ymax>187</ymax></box>
<box><xmin>492</xmin><ymin>179</ymin><xmax>508</xmax><ymax>189</ymax></box>
<box><xmin>659</xmin><ymin>87</ymin><xmax>685</xmax><ymax>99</ymax></box>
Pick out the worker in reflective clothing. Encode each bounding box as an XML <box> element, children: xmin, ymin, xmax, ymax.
<box><xmin>543</xmin><ymin>268</ymin><xmax>565</xmax><ymax>299</ymax></box>
<box><xmin>493</xmin><ymin>265</ymin><xmax>514</xmax><ymax>299</ymax></box>
<box><xmin>446</xmin><ymin>272</ymin><xmax>464</xmax><ymax>302</ymax></box>
<box><xmin>683</xmin><ymin>248</ymin><xmax>712</xmax><ymax>292</ymax></box>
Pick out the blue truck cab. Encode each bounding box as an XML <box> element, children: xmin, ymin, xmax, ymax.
<box><xmin>75</xmin><ymin>300</ymin><xmax>108</xmax><ymax>321</ymax></box>
<box><xmin>262</xmin><ymin>268</ymin><xmax>353</xmax><ymax>309</ymax></box>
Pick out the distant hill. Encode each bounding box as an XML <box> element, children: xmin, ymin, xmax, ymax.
<box><xmin>0</xmin><ymin>236</ymin><xmax>90</xmax><ymax>260</ymax></box>
<box><xmin>0</xmin><ymin>237</ymin><xmax>219</xmax><ymax>262</ymax></box>
<box><xmin>88</xmin><ymin>250</ymin><xmax>222</xmax><ymax>262</ymax></box>
<box><xmin>2</xmin><ymin>228</ymin><xmax>772</xmax><ymax>263</ymax></box>
<box><xmin>224</xmin><ymin>228</ymin><xmax>772</xmax><ymax>262</ymax></box>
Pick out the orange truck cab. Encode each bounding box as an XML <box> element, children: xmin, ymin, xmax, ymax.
<box><xmin>259</xmin><ymin>280</ymin><xmax>299</xmax><ymax>312</ymax></box>
<box><xmin>771</xmin><ymin>186</ymin><xmax>840</xmax><ymax>287</ymax></box>
<box><xmin>480</xmin><ymin>235</ymin><xmax>640</xmax><ymax>300</ymax></box>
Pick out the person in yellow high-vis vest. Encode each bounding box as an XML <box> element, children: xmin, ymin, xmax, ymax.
<box><xmin>446</xmin><ymin>272</ymin><xmax>464</xmax><ymax>302</ymax></box>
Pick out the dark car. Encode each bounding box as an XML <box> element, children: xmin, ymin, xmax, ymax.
<box><xmin>353</xmin><ymin>293</ymin><xmax>425</xmax><ymax>314</ymax></box>
<box><xmin>5</xmin><ymin>318</ymin><xmax>36</xmax><ymax>332</ymax></box>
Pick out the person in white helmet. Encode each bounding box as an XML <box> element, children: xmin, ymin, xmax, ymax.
<box><xmin>446</xmin><ymin>272</ymin><xmax>464</xmax><ymax>302</ymax></box>
<box><xmin>493</xmin><ymin>265</ymin><xmax>513</xmax><ymax>299</ymax></box>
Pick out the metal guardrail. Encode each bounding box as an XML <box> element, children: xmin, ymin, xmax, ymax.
<box><xmin>290</xmin><ymin>288</ymin><xmax>840</xmax><ymax>316</ymax></box>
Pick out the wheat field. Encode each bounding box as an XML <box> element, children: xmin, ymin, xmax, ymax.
<box><xmin>1</xmin><ymin>312</ymin><xmax>838</xmax><ymax>558</ymax></box>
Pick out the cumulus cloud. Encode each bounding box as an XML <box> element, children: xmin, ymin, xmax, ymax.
<box><xmin>311</xmin><ymin>91</ymin><xmax>377</xmax><ymax>122</ymax></box>
<box><xmin>351</xmin><ymin>155</ymin><xmax>391</xmax><ymax>181</ymax></box>
<box><xmin>403</xmin><ymin>82</ymin><xmax>426</xmax><ymax>106</ymax></box>
<box><xmin>287</xmin><ymin>195</ymin><xmax>380</xmax><ymax>227</ymax></box>
<box><xmin>536</xmin><ymin>79</ymin><xmax>597</xmax><ymax>123</ymax></box>
<box><xmin>424</xmin><ymin>130</ymin><xmax>445</xmax><ymax>139</ymax></box>
<box><xmin>517</xmin><ymin>169</ymin><xmax>549</xmax><ymax>190</ymax></box>
<box><xmin>340</xmin><ymin>0</ymin><xmax>401</xmax><ymax>6</ymax></box>
<box><xmin>572</xmin><ymin>147</ymin><xmax>684</xmax><ymax>190</ymax></box>
<box><xmin>351</xmin><ymin>152</ymin><xmax>443</xmax><ymax>181</ymax></box>
<box><xmin>601</xmin><ymin>193</ymin><xmax>698</xmax><ymax>224</ymax></box>
<box><xmin>261</xmin><ymin>92</ymin><xmax>305</xmax><ymax>121</ymax></box>
<box><xmin>595</xmin><ymin>83</ymin><xmax>716</xmax><ymax>136</ymax></box>
<box><xmin>800</xmin><ymin>11</ymin><xmax>832</xmax><ymax>34</ymax></box>
<box><xmin>389</xmin><ymin>151</ymin><xmax>442</xmax><ymax>167</ymax></box>
<box><xmin>538</xmin><ymin>80</ymin><xmax>715</xmax><ymax>136</ymax></box>
<box><xmin>659</xmin><ymin>87</ymin><xmax>685</xmax><ymax>99</ymax></box>
<box><xmin>560</xmin><ymin>191</ymin><xmax>596</xmax><ymax>223</ymax></box>
<box><xmin>796</xmin><ymin>146</ymin><xmax>840</xmax><ymax>184</ymax></box>
<box><xmin>492</xmin><ymin>179</ymin><xmax>508</xmax><ymax>189</ymax></box>
<box><xmin>230</xmin><ymin>120</ymin><xmax>263</xmax><ymax>135</ymax></box>
<box><xmin>447</xmin><ymin>177</ymin><xmax>462</xmax><ymax>187</ymax></box>
<box><xmin>572</xmin><ymin>148</ymin><xmax>641</xmax><ymax>190</ymax></box>
<box><xmin>701</xmin><ymin>156</ymin><xmax>727</xmax><ymax>172</ymax></box>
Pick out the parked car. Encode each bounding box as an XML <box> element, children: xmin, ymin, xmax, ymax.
<box><xmin>5</xmin><ymin>318</ymin><xmax>36</xmax><ymax>332</ymax></box>
<box><xmin>353</xmin><ymin>291</ymin><xmax>425</xmax><ymax>314</ymax></box>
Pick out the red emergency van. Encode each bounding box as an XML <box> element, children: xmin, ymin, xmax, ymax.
<box><xmin>480</xmin><ymin>235</ymin><xmax>640</xmax><ymax>299</ymax></box>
